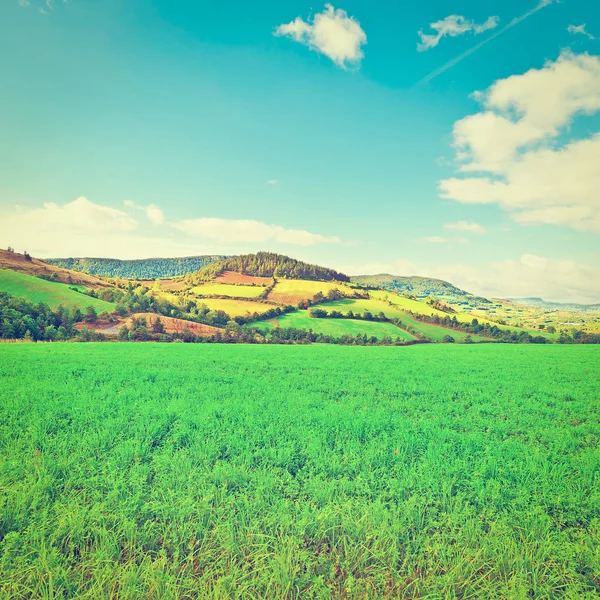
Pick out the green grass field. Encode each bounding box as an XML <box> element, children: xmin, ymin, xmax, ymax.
<box><xmin>0</xmin><ymin>269</ymin><xmax>115</xmax><ymax>312</ymax></box>
<box><xmin>253</xmin><ymin>309</ymin><xmax>416</xmax><ymax>340</ymax></box>
<box><xmin>1</xmin><ymin>343</ymin><xmax>598</xmax><ymax>598</ymax></box>
<box><xmin>371</xmin><ymin>291</ymin><xmax>559</xmax><ymax>341</ymax></box>
<box><xmin>191</xmin><ymin>283</ymin><xmax>266</xmax><ymax>299</ymax></box>
<box><xmin>319</xmin><ymin>298</ymin><xmax>486</xmax><ymax>342</ymax></box>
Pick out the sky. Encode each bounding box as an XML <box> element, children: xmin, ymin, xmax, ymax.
<box><xmin>0</xmin><ymin>0</ymin><xmax>599</xmax><ymax>302</ymax></box>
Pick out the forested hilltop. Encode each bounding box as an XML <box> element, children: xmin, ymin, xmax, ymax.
<box><xmin>46</xmin><ymin>256</ymin><xmax>227</xmax><ymax>279</ymax></box>
<box><xmin>351</xmin><ymin>274</ymin><xmax>486</xmax><ymax>303</ymax></box>
<box><xmin>190</xmin><ymin>252</ymin><xmax>350</xmax><ymax>283</ymax></box>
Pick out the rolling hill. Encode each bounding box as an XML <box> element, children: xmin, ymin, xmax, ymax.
<box><xmin>0</xmin><ymin>269</ymin><xmax>115</xmax><ymax>312</ymax></box>
<box><xmin>45</xmin><ymin>255</ymin><xmax>227</xmax><ymax>279</ymax></box>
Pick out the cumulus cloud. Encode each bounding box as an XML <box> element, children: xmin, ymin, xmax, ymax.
<box><xmin>174</xmin><ymin>218</ymin><xmax>341</xmax><ymax>246</ymax></box>
<box><xmin>344</xmin><ymin>255</ymin><xmax>600</xmax><ymax>304</ymax></box>
<box><xmin>417</xmin><ymin>14</ymin><xmax>499</xmax><ymax>51</ymax></box>
<box><xmin>568</xmin><ymin>24</ymin><xmax>596</xmax><ymax>41</ymax></box>
<box><xmin>274</xmin><ymin>4</ymin><xmax>367</xmax><ymax>69</ymax></box>
<box><xmin>124</xmin><ymin>200</ymin><xmax>164</xmax><ymax>225</ymax></box>
<box><xmin>0</xmin><ymin>197</ymin><xmax>342</xmax><ymax>258</ymax></box>
<box><xmin>439</xmin><ymin>51</ymin><xmax>600</xmax><ymax>231</ymax></box>
<box><xmin>444</xmin><ymin>221</ymin><xmax>486</xmax><ymax>233</ymax></box>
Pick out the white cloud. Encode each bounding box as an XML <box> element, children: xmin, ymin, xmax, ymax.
<box><xmin>274</xmin><ymin>4</ymin><xmax>367</xmax><ymax>69</ymax></box>
<box><xmin>417</xmin><ymin>14</ymin><xmax>499</xmax><ymax>52</ymax></box>
<box><xmin>266</xmin><ymin>179</ymin><xmax>279</xmax><ymax>185</ymax></box>
<box><xmin>416</xmin><ymin>0</ymin><xmax>557</xmax><ymax>85</ymax></box>
<box><xmin>124</xmin><ymin>200</ymin><xmax>164</xmax><ymax>225</ymax></box>
<box><xmin>439</xmin><ymin>51</ymin><xmax>600</xmax><ymax>231</ymax></box>
<box><xmin>344</xmin><ymin>255</ymin><xmax>600</xmax><ymax>304</ymax></box>
<box><xmin>444</xmin><ymin>221</ymin><xmax>486</xmax><ymax>233</ymax></box>
<box><xmin>568</xmin><ymin>24</ymin><xmax>596</xmax><ymax>41</ymax></box>
<box><xmin>174</xmin><ymin>218</ymin><xmax>341</xmax><ymax>246</ymax></box>
<box><xmin>420</xmin><ymin>235</ymin><xmax>467</xmax><ymax>244</ymax></box>
<box><xmin>0</xmin><ymin>197</ymin><xmax>342</xmax><ymax>258</ymax></box>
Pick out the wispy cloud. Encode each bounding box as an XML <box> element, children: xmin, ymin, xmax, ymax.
<box><xmin>568</xmin><ymin>24</ymin><xmax>596</xmax><ymax>41</ymax></box>
<box><xmin>266</xmin><ymin>179</ymin><xmax>279</xmax><ymax>185</ymax></box>
<box><xmin>274</xmin><ymin>4</ymin><xmax>367</xmax><ymax>69</ymax></box>
<box><xmin>124</xmin><ymin>200</ymin><xmax>165</xmax><ymax>225</ymax></box>
<box><xmin>416</xmin><ymin>0</ymin><xmax>557</xmax><ymax>86</ymax></box>
<box><xmin>444</xmin><ymin>221</ymin><xmax>486</xmax><ymax>233</ymax></box>
<box><xmin>420</xmin><ymin>235</ymin><xmax>467</xmax><ymax>244</ymax></box>
<box><xmin>417</xmin><ymin>15</ymin><xmax>499</xmax><ymax>52</ymax></box>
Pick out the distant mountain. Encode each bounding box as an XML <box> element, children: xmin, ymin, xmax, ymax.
<box><xmin>191</xmin><ymin>252</ymin><xmax>350</xmax><ymax>283</ymax></box>
<box><xmin>508</xmin><ymin>297</ymin><xmax>600</xmax><ymax>312</ymax></box>
<box><xmin>350</xmin><ymin>274</ymin><xmax>490</xmax><ymax>304</ymax></box>
<box><xmin>45</xmin><ymin>255</ymin><xmax>227</xmax><ymax>279</ymax></box>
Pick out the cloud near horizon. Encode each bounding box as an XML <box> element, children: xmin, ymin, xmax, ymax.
<box><xmin>274</xmin><ymin>4</ymin><xmax>367</xmax><ymax>69</ymax></box>
<box><xmin>418</xmin><ymin>14</ymin><xmax>499</xmax><ymax>52</ymax></box>
<box><xmin>439</xmin><ymin>51</ymin><xmax>600</xmax><ymax>232</ymax></box>
<box><xmin>0</xmin><ymin>197</ymin><xmax>342</xmax><ymax>258</ymax></box>
<box><xmin>343</xmin><ymin>255</ymin><xmax>600</xmax><ymax>304</ymax></box>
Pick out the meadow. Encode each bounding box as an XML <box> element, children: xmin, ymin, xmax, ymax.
<box><xmin>267</xmin><ymin>279</ymin><xmax>352</xmax><ymax>305</ymax></box>
<box><xmin>253</xmin><ymin>309</ymin><xmax>416</xmax><ymax>340</ymax></box>
<box><xmin>0</xmin><ymin>269</ymin><xmax>114</xmax><ymax>312</ymax></box>
<box><xmin>0</xmin><ymin>343</ymin><xmax>598</xmax><ymax>598</ymax></box>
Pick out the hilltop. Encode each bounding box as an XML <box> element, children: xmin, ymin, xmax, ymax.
<box><xmin>45</xmin><ymin>255</ymin><xmax>227</xmax><ymax>279</ymax></box>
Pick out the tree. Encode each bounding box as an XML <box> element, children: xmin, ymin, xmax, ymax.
<box><xmin>84</xmin><ymin>306</ymin><xmax>97</xmax><ymax>323</ymax></box>
<box><xmin>443</xmin><ymin>335</ymin><xmax>455</xmax><ymax>343</ymax></box>
<box><xmin>152</xmin><ymin>317</ymin><xmax>166</xmax><ymax>334</ymax></box>
<box><xmin>119</xmin><ymin>325</ymin><xmax>129</xmax><ymax>341</ymax></box>
<box><xmin>23</xmin><ymin>251</ymin><xmax>32</xmax><ymax>262</ymax></box>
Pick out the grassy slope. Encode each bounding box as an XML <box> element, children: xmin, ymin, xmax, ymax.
<box><xmin>319</xmin><ymin>298</ymin><xmax>486</xmax><ymax>342</ymax></box>
<box><xmin>191</xmin><ymin>283</ymin><xmax>267</xmax><ymax>299</ymax></box>
<box><xmin>370</xmin><ymin>291</ymin><xmax>559</xmax><ymax>341</ymax></box>
<box><xmin>253</xmin><ymin>310</ymin><xmax>416</xmax><ymax>340</ymax></box>
<box><xmin>0</xmin><ymin>344</ymin><xmax>598</xmax><ymax>598</ymax></box>
<box><xmin>0</xmin><ymin>269</ymin><xmax>114</xmax><ymax>312</ymax></box>
<box><xmin>192</xmin><ymin>297</ymin><xmax>274</xmax><ymax>317</ymax></box>
<box><xmin>267</xmin><ymin>279</ymin><xmax>353</xmax><ymax>305</ymax></box>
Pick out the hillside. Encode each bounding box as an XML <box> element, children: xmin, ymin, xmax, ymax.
<box><xmin>508</xmin><ymin>297</ymin><xmax>600</xmax><ymax>312</ymax></box>
<box><xmin>0</xmin><ymin>249</ymin><xmax>112</xmax><ymax>288</ymax></box>
<box><xmin>190</xmin><ymin>252</ymin><xmax>350</xmax><ymax>283</ymax></box>
<box><xmin>0</xmin><ymin>269</ymin><xmax>115</xmax><ymax>312</ymax></box>
<box><xmin>45</xmin><ymin>255</ymin><xmax>227</xmax><ymax>279</ymax></box>
<box><xmin>350</xmin><ymin>274</ymin><xmax>488</xmax><ymax>303</ymax></box>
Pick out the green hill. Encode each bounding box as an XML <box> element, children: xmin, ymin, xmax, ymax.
<box><xmin>191</xmin><ymin>252</ymin><xmax>350</xmax><ymax>283</ymax></box>
<box><xmin>0</xmin><ymin>270</ymin><xmax>115</xmax><ymax>312</ymax></box>
<box><xmin>45</xmin><ymin>255</ymin><xmax>227</xmax><ymax>279</ymax></box>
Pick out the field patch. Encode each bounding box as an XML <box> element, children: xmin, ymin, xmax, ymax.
<box><xmin>194</xmin><ymin>297</ymin><xmax>273</xmax><ymax>318</ymax></box>
<box><xmin>126</xmin><ymin>313</ymin><xmax>222</xmax><ymax>336</ymax></box>
<box><xmin>253</xmin><ymin>310</ymin><xmax>416</xmax><ymax>340</ymax></box>
<box><xmin>0</xmin><ymin>344</ymin><xmax>598</xmax><ymax>598</ymax></box>
<box><xmin>215</xmin><ymin>271</ymin><xmax>273</xmax><ymax>285</ymax></box>
<box><xmin>0</xmin><ymin>269</ymin><xmax>115</xmax><ymax>312</ymax></box>
<box><xmin>191</xmin><ymin>283</ymin><xmax>267</xmax><ymax>299</ymax></box>
<box><xmin>267</xmin><ymin>279</ymin><xmax>354</xmax><ymax>305</ymax></box>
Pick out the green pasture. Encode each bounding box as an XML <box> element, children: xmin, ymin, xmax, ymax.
<box><xmin>0</xmin><ymin>344</ymin><xmax>598</xmax><ymax>598</ymax></box>
<box><xmin>0</xmin><ymin>269</ymin><xmax>114</xmax><ymax>312</ymax></box>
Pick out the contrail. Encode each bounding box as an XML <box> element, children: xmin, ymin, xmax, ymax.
<box><xmin>415</xmin><ymin>0</ymin><xmax>556</xmax><ymax>87</ymax></box>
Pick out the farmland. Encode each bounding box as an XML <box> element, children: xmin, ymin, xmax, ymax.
<box><xmin>191</xmin><ymin>283</ymin><xmax>267</xmax><ymax>299</ymax></box>
<box><xmin>0</xmin><ymin>269</ymin><xmax>115</xmax><ymax>312</ymax></box>
<box><xmin>254</xmin><ymin>309</ymin><xmax>416</xmax><ymax>340</ymax></box>
<box><xmin>191</xmin><ymin>297</ymin><xmax>275</xmax><ymax>317</ymax></box>
<box><xmin>267</xmin><ymin>279</ymin><xmax>353</xmax><ymax>305</ymax></box>
<box><xmin>0</xmin><ymin>343</ymin><xmax>598</xmax><ymax>598</ymax></box>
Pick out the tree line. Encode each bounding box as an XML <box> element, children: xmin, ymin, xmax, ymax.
<box><xmin>190</xmin><ymin>252</ymin><xmax>350</xmax><ymax>283</ymax></box>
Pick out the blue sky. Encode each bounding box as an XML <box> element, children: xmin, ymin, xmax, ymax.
<box><xmin>1</xmin><ymin>0</ymin><xmax>599</xmax><ymax>301</ymax></box>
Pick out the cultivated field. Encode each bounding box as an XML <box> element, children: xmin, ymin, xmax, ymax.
<box><xmin>191</xmin><ymin>297</ymin><xmax>275</xmax><ymax>317</ymax></box>
<box><xmin>0</xmin><ymin>344</ymin><xmax>598</xmax><ymax>598</ymax></box>
<box><xmin>255</xmin><ymin>310</ymin><xmax>416</xmax><ymax>340</ymax></box>
<box><xmin>191</xmin><ymin>283</ymin><xmax>266</xmax><ymax>299</ymax></box>
<box><xmin>215</xmin><ymin>271</ymin><xmax>273</xmax><ymax>286</ymax></box>
<box><xmin>0</xmin><ymin>269</ymin><xmax>115</xmax><ymax>312</ymax></box>
<box><xmin>267</xmin><ymin>279</ymin><xmax>353</xmax><ymax>305</ymax></box>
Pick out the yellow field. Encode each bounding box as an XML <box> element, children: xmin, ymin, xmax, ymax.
<box><xmin>268</xmin><ymin>279</ymin><xmax>353</xmax><ymax>305</ymax></box>
<box><xmin>194</xmin><ymin>297</ymin><xmax>273</xmax><ymax>317</ymax></box>
<box><xmin>191</xmin><ymin>284</ymin><xmax>266</xmax><ymax>299</ymax></box>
